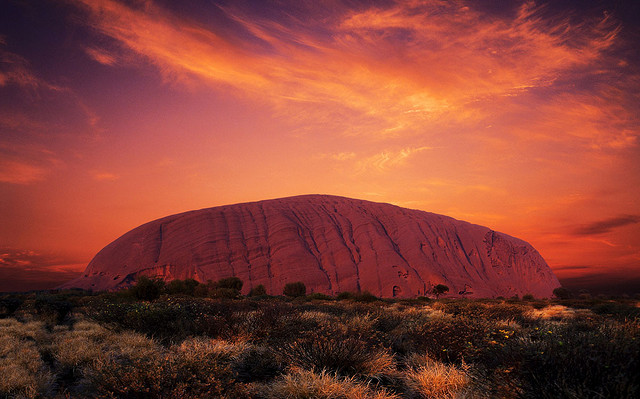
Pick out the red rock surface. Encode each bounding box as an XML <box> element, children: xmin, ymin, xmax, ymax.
<box><xmin>62</xmin><ymin>195</ymin><xmax>560</xmax><ymax>298</ymax></box>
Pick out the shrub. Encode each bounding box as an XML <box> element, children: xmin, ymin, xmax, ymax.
<box><xmin>283</xmin><ymin>282</ymin><xmax>306</xmax><ymax>298</ymax></box>
<box><xmin>233</xmin><ymin>345</ymin><xmax>284</xmax><ymax>382</ymax></box>
<box><xmin>86</xmin><ymin>336</ymin><xmax>249</xmax><ymax>398</ymax></box>
<box><xmin>258</xmin><ymin>369</ymin><xmax>399</xmax><ymax>399</ymax></box>
<box><xmin>510</xmin><ymin>320</ymin><xmax>640</xmax><ymax>398</ymax></box>
<box><xmin>210</xmin><ymin>287</ymin><xmax>242</xmax><ymax>299</ymax></box>
<box><xmin>166</xmin><ymin>279</ymin><xmax>201</xmax><ymax>296</ymax></box>
<box><xmin>248</xmin><ymin>284</ymin><xmax>267</xmax><ymax>297</ymax></box>
<box><xmin>522</xmin><ymin>294</ymin><xmax>535</xmax><ymax>301</ymax></box>
<box><xmin>34</xmin><ymin>294</ymin><xmax>74</xmax><ymax>325</ymax></box>
<box><xmin>130</xmin><ymin>276</ymin><xmax>165</xmax><ymax>301</ymax></box>
<box><xmin>353</xmin><ymin>291</ymin><xmax>379</xmax><ymax>303</ymax></box>
<box><xmin>307</xmin><ymin>292</ymin><xmax>333</xmax><ymax>301</ymax></box>
<box><xmin>0</xmin><ymin>296</ymin><xmax>23</xmax><ymax>317</ymax></box>
<box><xmin>336</xmin><ymin>292</ymin><xmax>355</xmax><ymax>300</ymax></box>
<box><xmin>284</xmin><ymin>333</ymin><xmax>393</xmax><ymax>377</ymax></box>
<box><xmin>553</xmin><ymin>287</ymin><xmax>572</xmax><ymax>300</ymax></box>
<box><xmin>216</xmin><ymin>277</ymin><xmax>244</xmax><ymax>291</ymax></box>
<box><xmin>404</xmin><ymin>360</ymin><xmax>470</xmax><ymax>399</ymax></box>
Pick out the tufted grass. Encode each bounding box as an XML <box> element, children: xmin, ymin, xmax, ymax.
<box><xmin>0</xmin><ymin>291</ymin><xmax>638</xmax><ymax>398</ymax></box>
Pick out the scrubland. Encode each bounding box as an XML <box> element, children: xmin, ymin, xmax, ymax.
<box><xmin>1</xmin><ymin>284</ymin><xmax>638</xmax><ymax>398</ymax></box>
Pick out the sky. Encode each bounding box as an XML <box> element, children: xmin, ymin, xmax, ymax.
<box><xmin>1</xmin><ymin>0</ymin><xmax>639</xmax><ymax>294</ymax></box>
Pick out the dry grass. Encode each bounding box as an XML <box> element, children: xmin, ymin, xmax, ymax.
<box><xmin>258</xmin><ymin>368</ymin><xmax>399</xmax><ymax>399</ymax></box>
<box><xmin>403</xmin><ymin>355</ymin><xmax>470</xmax><ymax>399</ymax></box>
<box><xmin>0</xmin><ymin>319</ymin><xmax>53</xmax><ymax>398</ymax></box>
<box><xmin>526</xmin><ymin>305</ymin><xmax>594</xmax><ymax>320</ymax></box>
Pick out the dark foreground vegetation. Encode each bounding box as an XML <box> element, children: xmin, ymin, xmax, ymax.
<box><xmin>1</xmin><ymin>278</ymin><xmax>639</xmax><ymax>398</ymax></box>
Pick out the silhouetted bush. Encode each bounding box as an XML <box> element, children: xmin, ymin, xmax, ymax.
<box><xmin>306</xmin><ymin>292</ymin><xmax>333</xmax><ymax>301</ymax></box>
<box><xmin>283</xmin><ymin>282</ymin><xmax>306</xmax><ymax>297</ymax></box>
<box><xmin>248</xmin><ymin>284</ymin><xmax>267</xmax><ymax>297</ymax></box>
<box><xmin>166</xmin><ymin>278</ymin><xmax>200</xmax><ymax>296</ymax></box>
<box><xmin>553</xmin><ymin>287</ymin><xmax>572</xmax><ymax>300</ymax></box>
<box><xmin>216</xmin><ymin>277</ymin><xmax>243</xmax><ymax>291</ymax></box>
<box><xmin>0</xmin><ymin>296</ymin><xmax>23</xmax><ymax>317</ymax></box>
<box><xmin>353</xmin><ymin>291</ymin><xmax>379</xmax><ymax>303</ymax></box>
<box><xmin>522</xmin><ymin>294</ymin><xmax>535</xmax><ymax>301</ymax></box>
<box><xmin>336</xmin><ymin>292</ymin><xmax>354</xmax><ymax>300</ymax></box>
<box><xmin>34</xmin><ymin>294</ymin><xmax>73</xmax><ymax>325</ymax></box>
<box><xmin>210</xmin><ymin>288</ymin><xmax>241</xmax><ymax>299</ymax></box>
<box><xmin>130</xmin><ymin>276</ymin><xmax>165</xmax><ymax>301</ymax></box>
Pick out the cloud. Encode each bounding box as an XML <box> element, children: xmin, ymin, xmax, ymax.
<box><xmin>317</xmin><ymin>152</ymin><xmax>357</xmax><ymax>161</ymax></box>
<box><xmin>92</xmin><ymin>172</ymin><xmax>120</xmax><ymax>181</ymax></box>
<box><xmin>0</xmin><ymin>143</ymin><xmax>63</xmax><ymax>185</ymax></box>
<box><xmin>68</xmin><ymin>0</ymin><xmax>630</xmax><ymax>141</ymax></box>
<box><xmin>0</xmin><ymin>248</ymin><xmax>85</xmax><ymax>292</ymax></box>
<box><xmin>85</xmin><ymin>47</ymin><xmax>118</xmax><ymax>66</ymax></box>
<box><xmin>572</xmin><ymin>215</ymin><xmax>640</xmax><ymax>236</ymax></box>
<box><xmin>356</xmin><ymin>146</ymin><xmax>434</xmax><ymax>172</ymax></box>
<box><xmin>0</xmin><ymin>159</ymin><xmax>48</xmax><ymax>184</ymax></box>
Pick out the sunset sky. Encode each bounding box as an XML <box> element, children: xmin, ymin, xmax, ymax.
<box><xmin>1</xmin><ymin>0</ymin><xmax>639</xmax><ymax>294</ymax></box>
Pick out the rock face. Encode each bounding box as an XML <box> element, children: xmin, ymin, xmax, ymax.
<box><xmin>62</xmin><ymin>195</ymin><xmax>560</xmax><ymax>298</ymax></box>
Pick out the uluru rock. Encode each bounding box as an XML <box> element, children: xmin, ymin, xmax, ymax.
<box><xmin>62</xmin><ymin>195</ymin><xmax>560</xmax><ymax>298</ymax></box>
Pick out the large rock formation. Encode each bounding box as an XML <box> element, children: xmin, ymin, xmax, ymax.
<box><xmin>62</xmin><ymin>195</ymin><xmax>560</xmax><ymax>297</ymax></box>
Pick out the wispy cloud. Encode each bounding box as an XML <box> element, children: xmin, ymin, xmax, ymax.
<box><xmin>92</xmin><ymin>171</ymin><xmax>120</xmax><ymax>181</ymax></box>
<box><xmin>84</xmin><ymin>47</ymin><xmax>118</xmax><ymax>66</ymax></box>
<box><xmin>69</xmin><ymin>0</ymin><xmax>631</xmax><ymax>141</ymax></box>
<box><xmin>357</xmin><ymin>146</ymin><xmax>434</xmax><ymax>172</ymax></box>
<box><xmin>0</xmin><ymin>159</ymin><xmax>48</xmax><ymax>184</ymax></box>
<box><xmin>572</xmin><ymin>215</ymin><xmax>640</xmax><ymax>236</ymax></box>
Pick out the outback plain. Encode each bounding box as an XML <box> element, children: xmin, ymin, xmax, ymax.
<box><xmin>1</xmin><ymin>277</ymin><xmax>638</xmax><ymax>399</ymax></box>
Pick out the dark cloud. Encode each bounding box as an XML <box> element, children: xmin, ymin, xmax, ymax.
<box><xmin>553</xmin><ymin>264</ymin><xmax>591</xmax><ymax>271</ymax></box>
<box><xmin>0</xmin><ymin>248</ymin><xmax>84</xmax><ymax>292</ymax></box>
<box><xmin>559</xmin><ymin>272</ymin><xmax>640</xmax><ymax>295</ymax></box>
<box><xmin>572</xmin><ymin>214</ymin><xmax>640</xmax><ymax>236</ymax></box>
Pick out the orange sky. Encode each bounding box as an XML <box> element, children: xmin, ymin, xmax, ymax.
<box><xmin>1</xmin><ymin>0</ymin><xmax>639</xmax><ymax>293</ymax></box>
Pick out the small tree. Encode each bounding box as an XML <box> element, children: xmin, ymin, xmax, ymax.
<box><xmin>432</xmin><ymin>284</ymin><xmax>449</xmax><ymax>299</ymax></box>
<box><xmin>553</xmin><ymin>287</ymin><xmax>572</xmax><ymax>300</ymax></box>
<box><xmin>130</xmin><ymin>276</ymin><xmax>165</xmax><ymax>301</ymax></box>
<box><xmin>283</xmin><ymin>282</ymin><xmax>306</xmax><ymax>297</ymax></box>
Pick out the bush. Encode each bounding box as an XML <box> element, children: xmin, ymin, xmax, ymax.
<box><xmin>34</xmin><ymin>294</ymin><xmax>73</xmax><ymax>325</ymax></box>
<box><xmin>0</xmin><ymin>296</ymin><xmax>24</xmax><ymax>318</ymax></box>
<box><xmin>86</xmin><ymin>336</ymin><xmax>248</xmax><ymax>398</ymax></box>
<box><xmin>284</xmin><ymin>332</ymin><xmax>393</xmax><ymax>377</ymax></box>
<box><xmin>336</xmin><ymin>292</ymin><xmax>354</xmax><ymax>300</ymax></box>
<box><xmin>553</xmin><ymin>287</ymin><xmax>572</xmax><ymax>300</ymax></box>
<box><xmin>210</xmin><ymin>288</ymin><xmax>241</xmax><ymax>299</ymax></box>
<box><xmin>283</xmin><ymin>282</ymin><xmax>306</xmax><ymax>298</ymax></box>
<box><xmin>216</xmin><ymin>277</ymin><xmax>243</xmax><ymax>291</ymax></box>
<box><xmin>307</xmin><ymin>292</ymin><xmax>333</xmax><ymax>301</ymax></box>
<box><xmin>353</xmin><ymin>291</ymin><xmax>379</xmax><ymax>303</ymax></box>
<box><xmin>166</xmin><ymin>279</ymin><xmax>200</xmax><ymax>296</ymax></box>
<box><xmin>258</xmin><ymin>369</ymin><xmax>398</xmax><ymax>399</ymax></box>
<box><xmin>522</xmin><ymin>294</ymin><xmax>535</xmax><ymax>301</ymax></box>
<box><xmin>130</xmin><ymin>276</ymin><xmax>165</xmax><ymax>301</ymax></box>
<box><xmin>248</xmin><ymin>285</ymin><xmax>267</xmax><ymax>297</ymax></box>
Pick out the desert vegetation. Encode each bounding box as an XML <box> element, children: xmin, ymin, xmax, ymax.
<box><xmin>1</xmin><ymin>279</ymin><xmax>638</xmax><ymax>398</ymax></box>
